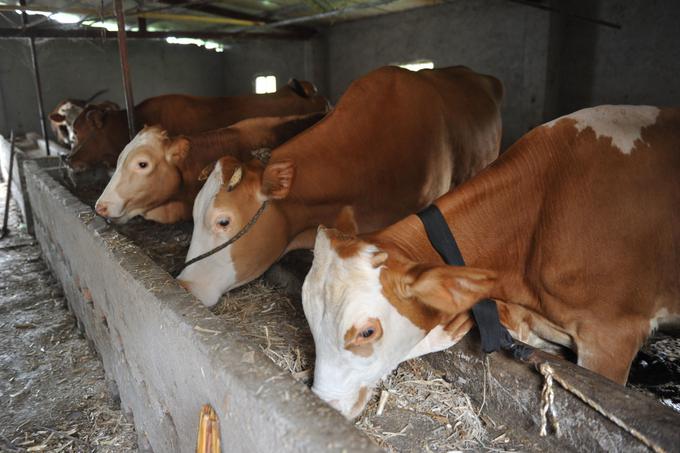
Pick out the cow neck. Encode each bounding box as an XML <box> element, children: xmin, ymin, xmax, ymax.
<box><xmin>375</xmin><ymin>140</ymin><xmax>546</xmax><ymax>304</ymax></box>
<box><xmin>176</xmin><ymin>130</ymin><xmax>243</xmax><ymax>201</ymax></box>
<box><xmin>266</xmin><ymin>128</ymin><xmax>355</xmax><ymax>242</ymax></box>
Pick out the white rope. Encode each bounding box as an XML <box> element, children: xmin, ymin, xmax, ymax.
<box><xmin>536</xmin><ymin>361</ymin><xmax>667</xmax><ymax>452</ymax></box>
<box><xmin>539</xmin><ymin>362</ymin><xmax>561</xmax><ymax>437</ymax></box>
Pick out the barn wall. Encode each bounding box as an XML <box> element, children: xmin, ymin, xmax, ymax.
<box><xmin>1</xmin><ymin>1</ymin><xmax>677</xmax><ymax>144</ymax></box>
<box><xmin>0</xmin><ymin>39</ymin><xmax>226</xmax><ymax>137</ymax></box>
<box><xmin>321</xmin><ymin>0</ymin><xmax>552</xmax><ymax>147</ymax></box>
<box><xmin>222</xmin><ymin>39</ymin><xmax>325</xmax><ymax>96</ymax></box>
<box><xmin>557</xmin><ymin>0</ymin><xmax>680</xmax><ymax>115</ymax></box>
<box><xmin>320</xmin><ymin>0</ymin><xmax>680</xmax><ymax>148</ymax></box>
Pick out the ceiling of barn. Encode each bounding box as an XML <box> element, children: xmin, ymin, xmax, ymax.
<box><xmin>0</xmin><ymin>0</ymin><xmax>445</xmax><ymax>40</ymax></box>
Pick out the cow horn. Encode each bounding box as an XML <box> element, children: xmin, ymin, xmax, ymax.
<box><xmin>226</xmin><ymin>166</ymin><xmax>243</xmax><ymax>192</ymax></box>
<box><xmin>198</xmin><ymin>162</ymin><xmax>216</xmax><ymax>182</ymax></box>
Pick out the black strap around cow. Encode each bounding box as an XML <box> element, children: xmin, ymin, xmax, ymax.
<box><xmin>416</xmin><ymin>204</ymin><xmax>515</xmax><ymax>354</ymax></box>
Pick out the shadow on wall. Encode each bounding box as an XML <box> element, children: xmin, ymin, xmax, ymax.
<box><xmin>553</xmin><ymin>1</ymin><xmax>601</xmax><ymax>116</ymax></box>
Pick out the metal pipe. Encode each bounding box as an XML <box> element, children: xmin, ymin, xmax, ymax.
<box><xmin>114</xmin><ymin>0</ymin><xmax>136</xmax><ymax>140</ymax></box>
<box><xmin>19</xmin><ymin>0</ymin><xmax>50</xmax><ymax>156</ymax></box>
<box><xmin>1</xmin><ymin>131</ymin><xmax>16</xmax><ymax>239</ymax></box>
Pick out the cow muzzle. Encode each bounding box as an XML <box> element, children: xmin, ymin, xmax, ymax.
<box><xmin>312</xmin><ymin>385</ymin><xmax>371</xmax><ymax>420</ymax></box>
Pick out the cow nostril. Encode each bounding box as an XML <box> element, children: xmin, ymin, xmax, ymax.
<box><xmin>95</xmin><ymin>202</ymin><xmax>108</xmax><ymax>217</ymax></box>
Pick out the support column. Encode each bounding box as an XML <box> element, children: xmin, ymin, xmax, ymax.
<box><xmin>114</xmin><ymin>0</ymin><xmax>136</xmax><ymax>140</ymax></box>
<box><xmin>19</xmin><ymin>0</ymin><xmax>50</xmax><ymax>156</ymax></box>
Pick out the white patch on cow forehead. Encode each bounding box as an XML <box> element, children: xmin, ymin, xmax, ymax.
<box><xmin>193</xmin><ymin>160</ymin><xmax>223</xmax><ymax>226</ymax></box>
<box><xmin>544</xmin><ymin>105</ymin><xmax>660</xmax><ymax>154</ymax></box>
<box><xmin>305</xmin><ymin>236</ymin><xmax>377</xmax><ymax>326</ymax></box>
<box><xmin>117</xmin><ymin>127</ymin><xmax>166</xmax><ymax>165</ymax></box>
<box><xmin>305</xmin><ymin>235</ymin><xmax>396</xmax><ymax>336</ymax></box>
<box><xmin>57</xmin><ymin>101</ymin><xmax>74</xmax><ymax>114</ymax></box>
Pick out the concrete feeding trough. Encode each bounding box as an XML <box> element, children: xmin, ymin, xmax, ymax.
<box><xmin>22</xmin><ymin>160</ymin><xmax>680</xmax><ymax>452</ymax></box>
<box><xmin>23</xmin><ymin>161</ymin><xmax>380</xmax><ymax>453</ymax></box>
<box><xmin>0</xmin><ymin>134</ymin><xmax>63</xmax><ymax>234</ymax></box>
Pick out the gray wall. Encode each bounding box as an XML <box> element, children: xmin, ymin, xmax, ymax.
<box><xmin>557</xmin><ymin>0</ymin><xmax>680</xmax><ymax>114</ymax></box>
<box><xmin>320</xmin><ymin>0</ymin><xmax>680</xmax><ymax>147</ymax></box>
<box><xmin>222</xmin><ymin>39</ymin><xmax>325</xmax><ymax>96</ymax></box>
<box><xmin>0</xmin><ymin>37</ymin><xmax>325</xmax><ymax>138</ymax></box>
<box><xmin>1</xmin><ymin>0</ymin><xmax>679</xmax><ymax>145</ymax></box>
<box><xmin>0</xmin><ymin>39</ymin><xmax>226</xmax><ymax>136</ymax></box>
<box><xmin>321</xmin><ymin>0</ymin><xmax>552</xmax><ymax>147</ymax></box>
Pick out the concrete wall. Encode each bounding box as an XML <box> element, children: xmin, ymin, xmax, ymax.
<box><xmin>320</xmin><ymin>0</ymin><xmax>680</xmax><ymax>147</ymax></box>
<box><xmin>556</xmin><ymin>0</ymin><xmax>680</xmax><ymax>115</ymax></box>
<box><xmin>25</xmin><ymin>161</ymin><xmax>381</xmax><ymax>453</ymax></box>
<box><xmin>0</xmin><ymin>37</ymin><xmax>325</xmax><ymax>139</ymax></box>
<box><xmin>0</xmin><ymin>39</ymin><xmax>226</xmax><ymax>137</ymax></box>
<box><xmin>223</xmin><ymin>39</ymin><xmax>325</xmax><ymax>96</ymax></box>
<box><xmin>321</xmin><ymin>0</ymin><xmax>552</xmax><ymax>147</ymax></box>
<box><xmin>2</xmin><ymin>0</ymin><xmax>678</xmax><ymax>146</ymax></box>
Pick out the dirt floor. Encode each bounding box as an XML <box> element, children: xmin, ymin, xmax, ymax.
<box><xmin>0</xmin><ymin>181</ymin><xmax>138</xmax><ymax>453</ymax></box>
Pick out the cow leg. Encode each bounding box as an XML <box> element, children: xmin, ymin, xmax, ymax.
<box><xmin>574</xmin><ymin>316</ymin><xmax>648</xmax><ymax>384</ymax></box>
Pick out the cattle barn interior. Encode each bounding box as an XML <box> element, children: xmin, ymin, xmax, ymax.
<box><xmin>1</xmin><ymin>1</ymin><xmax>679</xmax><ymax>452</ymax></box>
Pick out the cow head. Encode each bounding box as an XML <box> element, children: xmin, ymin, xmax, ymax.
<box><xmin>49</xmin><ymin>100</ymin><xmax>84</xmax><ymax>147</ymax></box>
<box><xmin>67</xmin><ymin>104</ymin><xmax>125</xmax><ymax>172</ymax></box>
<box><xmin>302</xmin><ymin>226</ymin><xmax>495</xmax><ymax>419</ymax></box>
<box><xmin>95</xmin><ymin>126</ymin><xmax>189</xmax><ymax>223</ymax></box>
<box><xmin>177</xmin><ymin>155</ymin><xmax>295</xmax><ymax>306</ymax></box>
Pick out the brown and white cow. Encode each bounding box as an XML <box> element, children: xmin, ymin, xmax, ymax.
<box><xmin>178</xmin><ymin>65</ymin><xmax>503</xmax><ymax>306</ymax></box>
<box><xmin>94</xmin><ymin>112</ymin><xmax>325</xmax><ymax>224</ymax></box>
<box><xmin>301</xmin><ymin>105</ymin><xmax>680</xmax><ymax>418</ymax></box>
<box><xmin>49</xmin><ymin>97</ymin><xmax>119</xmax><ymax>148</ymax></box>
<box><xmin>66</xmin><ymin>80</ymin><xmax>330</xmax><ymax>171</ymax></box>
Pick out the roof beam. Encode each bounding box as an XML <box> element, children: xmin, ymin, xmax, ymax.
<box><xmin>157</xmin><ymin>0</ymin><xmax>267</xmax><ymax>23</ymax></box>
<box><xmin>156</xmin><ymin>0</ymin><xmax>316</xmax><ymax>36</ymax></box>
<box><xmin>0</xmin><ymin>27</ymin><xmax>311</xmax><ymax>40</ymax></box>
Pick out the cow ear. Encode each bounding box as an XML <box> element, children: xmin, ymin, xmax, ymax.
<box><xmin>99</xmin><ymin>101</ymin><xmax>120</xmax><ymax>111</ymax></box>
<box><xmin>261</xmin><ymin>160</ymin><xmax>294</xmax><ymax>199</ymax></box>
<box><xmin>408</xmin><ymin>265</ymin><xmax>497</xmax><ymax>315</ymax></box>
<box><xmin>166</xmin><ymin>137</ymin><xmax>190</xmax><ymax>164</ymax></box>
<box><xmin>86</xmin><ymin>109</ymin><xmax>105</xmax><ymax>129</ymax></box>
<box><xmin>198</xmin><ymin>162</ymin><xmax>216</xmax><ymax>182</ymax></box>
<box><xmin>49</xmin><ymin>113</ymin><xmax>65</xmax><ymax>122</ymax></box>
<box><xmin>334</xmin><ymin>206</ymin><xmax>358</xmax><ymax>236</ymax></box>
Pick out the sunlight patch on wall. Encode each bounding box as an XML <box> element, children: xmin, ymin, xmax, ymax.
<box><xmin>397</xmin><ymin>60</ymin><xmax>434</xmax><ymax>71</ymax></box>
<box><xmin>254</xmin><ymin>75</ymin><xmax>277</xmax><ymax>94</ymax></box>
<box><xmin>165</xmin><ymin>37</ymin><xmax>225</xmax><ymax>53</ymax></box>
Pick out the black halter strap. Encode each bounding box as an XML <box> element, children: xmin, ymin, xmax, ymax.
<box><xmin>416</xmin><ymin>204</ymin><xmax>515</xmax><ymax>354</ymax></box>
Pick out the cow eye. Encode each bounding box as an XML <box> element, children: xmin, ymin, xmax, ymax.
<box><xmin>361</xmin><ymin>328</ymin><xmax>374</xmax><ymax>339</ymax></box>
<box><xmin>217</xmin><ymin>219</ymin><xmax>230</xmax><ymax>228</ymax></box>
<box><xmin>138</xmin><ymin>161</ymin><xmax>148</xmax><ymax>169</ymax></box>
